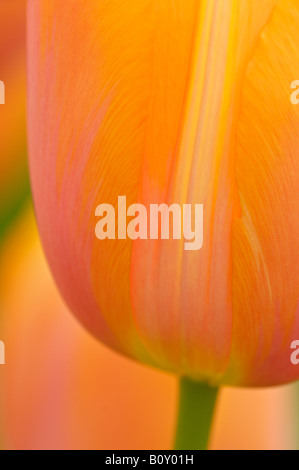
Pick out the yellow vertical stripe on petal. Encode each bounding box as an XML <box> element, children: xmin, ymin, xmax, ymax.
<box><xmin>131</xmin><ymin>0</ymin><xmax>279</xmax><ymax>382</ymax></box>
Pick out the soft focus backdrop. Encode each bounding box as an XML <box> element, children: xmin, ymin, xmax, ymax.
<box><xmin>0</xmin><ymin>0</ymin><xmax>297</xmax><ymax>450</ymax></box>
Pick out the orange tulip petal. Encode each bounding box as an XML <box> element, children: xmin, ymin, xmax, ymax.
<box><xmin>224</xmin><ymin>0</ymin><xmax>299</xmax><ymax>386</ymax></box>
<box><xmin>130</xmin><ymin>0</ymin><xmax>281</xmax><ymax>381</ymax></box>
<box><xmin>28</xmin><ymin>0</ymin><xmax>299</xmax><ymax>385</ymax></box>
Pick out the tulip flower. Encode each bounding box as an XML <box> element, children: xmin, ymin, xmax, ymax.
<box><xmin>0</xmin><ymin>0</ymin><xmax>30</xmax><ymax>242</ymax></box>
<box><xmin>0</xmin><ymin>208</ymin><xmax>296</xmax><ymax>450</ymax></box>
<box><xmin>27</xmin><ymin>1</ymin><xmax>299</xmax><ymax>448</ymax></box>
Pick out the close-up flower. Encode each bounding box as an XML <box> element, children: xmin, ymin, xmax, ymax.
<box><xmin>1</xmin><ymin>0</ymin><xmax>299</xmax><ymax>451</ymax></box>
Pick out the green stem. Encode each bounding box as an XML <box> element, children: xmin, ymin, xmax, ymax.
<box><xmin>174</xmin><ymin>378</ymin><xmax>219</xmax><ymax>450</ymax></box>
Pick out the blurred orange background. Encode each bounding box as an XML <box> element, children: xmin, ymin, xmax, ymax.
<box><xmin>0</xmin><ymin>0</ymin><xmax>297</xmax><ymax>451</ymax></box>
